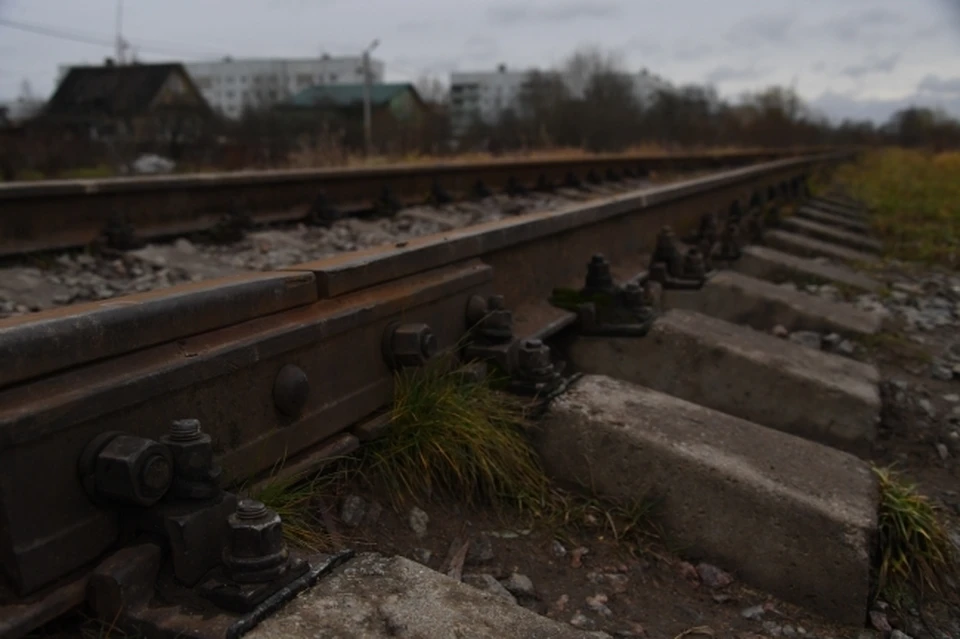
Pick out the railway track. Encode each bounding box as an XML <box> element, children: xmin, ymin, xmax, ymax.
<box><xmin>0</xmin><ymin>147</ymin><xmax>840</xmax><ymax>258</ymax></box>
<box><xmin>0</xmin><ymin>148</ymin><xmax>908</xmax><ymax>639</ymax></box>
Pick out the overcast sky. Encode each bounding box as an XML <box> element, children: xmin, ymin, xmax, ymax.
<box><xmin>2</xmin><ymin>0</ymin><xmax>960</xmax><ymax>123</ymax></box>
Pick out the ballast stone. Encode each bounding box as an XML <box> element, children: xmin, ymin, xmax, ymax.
<box><xmin>246</xmin><ymin>553</ymin><xmax>612</xmax><ymax>639</ymax></box>
<box><xmin>663</xmin><ymin>270</ymin><xmax>883</xmax><ymax>338</ymax></box>
<box><xmin>567</xmin><ymin>309</ymin><xmax>881</xmax><ymax>453</ymax></box>
<box><xmin>534</xmin><ymin>374</ymin><xmax>877</xmax><ymax>625</ymax></box>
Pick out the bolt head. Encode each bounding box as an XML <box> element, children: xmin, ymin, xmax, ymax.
<box><xmin>273</xmin><ymin>364</ymin><xmax>310</xmax><ymax>417</ymax></box>
<box><xmin>388</xmin><ymin>323</ymin><xmax>436</xmax><ymax>368</ymax></box>
<box><xmin>95</xmin><ymin>435</ymin><xmax>173</xmax><ymax>506</ymax></box>
<box><xmin>141</xmin><ymin>455</ymin><xmax>173</xmax><ymax>491</ymax></box>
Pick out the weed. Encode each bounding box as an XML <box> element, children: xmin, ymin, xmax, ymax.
<box><xmin>832</xmin><ymin>150</ymin><xmax>960</xmax><ymax>267</ymax></box>
<box><xmin>252</xmin><ymin>470</ymin><xmax>338</xmax><ymax>553</ymax></box>
<box><xmin>873</xmin><ymin>466</ymin><xmax>959</xmax><ymax>607</ymax></box>
<box><xmin>353</xmin><ymin>362</ymin><xmax>550</xmax><ymax>511</ymax></box>
<box><xmin>242</xmin><ymin>363</ymin><xmax>659</xmax><ymax>563</ymax></box>
<box><xmin>858</xmin><ymin>332</ymin><xmax>933</xmax><ymax>364</ymax></box>
<box><xmin>541</xmin><ymin>487</ymin><xmax>662</xmax><ymax>554</ymax></box>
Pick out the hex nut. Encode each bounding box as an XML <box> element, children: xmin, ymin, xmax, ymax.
<box><xmin>384</xmin><ymin>323</ymin><xmax>436</xmax><ymax>368</ymax></box>
<box><xmin>517</xmin><ymin>339</ymin><xmax>552</xmax><ymax>375</ymax></box>
<box><xmin>95</xmin><ymin>435</ymin><xmax>173</xmax><ymax>507</ymax></box>
<box><xmin>161</xmin><ymin>430</ymin><xmax>214</xmax><ymax>483</ymax></box>
<box><xmin>223</xmin><ymin>500</ymin><xmax>289</xmax><ymax>583</ymax></box>
<box><xmin>465</xmin><ymin>295</ymin><xmax>514</xmax><ymax>342</ymax></box>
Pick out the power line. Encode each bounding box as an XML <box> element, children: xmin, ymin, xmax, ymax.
<box><xmin>0</xmin><ymin>16</ymin><xmax>227</xmax><ymax>59</ymax></box>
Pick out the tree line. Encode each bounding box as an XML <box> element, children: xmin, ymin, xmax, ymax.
<box><xmin>444</xmin><ymin>49</ymin><xmax>960</xmax><ymax>154</ymax></box>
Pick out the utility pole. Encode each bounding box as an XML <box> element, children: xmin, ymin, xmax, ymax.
<box><xmin>361</xmin><ymin>39</ymin><xmax>379</xmax><ymax>158</ymax></box>
<box><xmin>114</xmin><ymin>0</ymin><xmax>126</xmax><ymax>64</ymax></box>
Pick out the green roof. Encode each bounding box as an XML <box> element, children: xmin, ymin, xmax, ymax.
<box><xmin>288</xmin><ymin>83</ymin><xmax>418</xmax><ymax>108</ymax></box>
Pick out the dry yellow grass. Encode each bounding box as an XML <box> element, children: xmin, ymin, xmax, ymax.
<box><xmin>831</xmin><ymin>149</ymin><xmax>960</xmax><ymax>267</ymax></box>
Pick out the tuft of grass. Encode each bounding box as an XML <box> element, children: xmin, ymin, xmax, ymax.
<box><xmin>857</xmin><ymin>331</ymin><xmax>933</xmax><ymax>364</ymax></box>
<box><xmin>354</xmin><ymin>363</ymin><xmax>550</xmax><ymax>511</ymax></box>
<box><xmin>242</xmin><ymin>362</ymin><xmax>660</xmax><ymax>561</ymax></box>
<box><xmin>252</xmin><ymin>471</ymin><xmax>337</xmax><ymax>553</ymax></box>
<box><xmin>873</xmin><ymin>466</ymin><xmax>959</xmax><ymax>606</ymax></box>
<box><xmin>832</xmin><ymin>149</ymin><xmax>960</xmax><ymax>267</ymax></box>
<box><xmin>541</xmin><ymin>488</ymin><xmax>662</xmax><ymax>553</ymax></box>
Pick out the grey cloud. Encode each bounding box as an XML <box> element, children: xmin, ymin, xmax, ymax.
<box><xmin>395</xmin><ymin>20</ymin><xmax>439</xmax><ymax>34</ymax></box>
<box><xmin>918</xmin><ymin>74</ymin><xmax>960</xmax><ymax>95</ymax></box>
<box><xmin>810</xmin><ymin>90</ymin><xmax>912</xmax><ymax>123</ymax></box>
<box><xmin>672</xmin><ymin>43</ymin><xmax>714</xmax><ymax>62</ymax></box>
<box><xmin>820</xmin><ymin>8</ymin><xmax>902</xmax><ymax>41</ymax></box>
<box><xmin>704</xmin><ymin>65</ymin><xmax>769</xmax><ymax>84</ymax></box>
<box><xmin>812</xmin><ymin>61</ymin><xmax>827</xmax><ymax>73</ymax></box>
<box><xmin>933</xmin><ymin>0</ymin><xmax>960</xmax><ymax>29</ymax></box>
<box><xmin>622</xmin><ymin>36</ymin><xmax>663</xmax><ymax>58</ymax></box>
<box><xmin>726</xmin><ymin>13</ymin><xmax>797</xmax><ymax>46</ymax></box>
<box><xmin>462</xmin><ymin>35</ymin><xmax>501</xmax><ymax>62</ymax></box>
<box><xmin>811</xmin><ymin>87</ymin><xmax>960</xmax><ymax>124</ymax></box>
<box><xmin>486</xmin><ymin>1</ymin><xmax>622</xmax><ymax>25</ymax></box>
<box><xmin>840</xmin><ymin>53</ymin><xmax>901</xmax><ymax>79</ymax></box>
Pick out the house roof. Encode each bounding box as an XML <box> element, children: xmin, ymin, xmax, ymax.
<box><xmin>288</xmin><ymin>83</ymin><xmax>421</xmax><ymax>109</ymax></box>
<box><xmin>44</xmin><ymin>63</ymin><xmax>210</xmax><ymax>118</ymax></box>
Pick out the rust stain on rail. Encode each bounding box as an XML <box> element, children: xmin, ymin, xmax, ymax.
<box><xmin>0</xmin><ymin>148</ymin><xmax>844</xmax><ymax>257</ymax></box>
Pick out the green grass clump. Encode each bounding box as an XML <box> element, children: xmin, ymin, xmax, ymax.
<box><xmin>874</xmin><ymin>466</ymin><xmax>959</xmax><ymax>606</ymax></box>
<box><xmin>253</xmin><ymin>471</ymin><xmax>336</xmax><ymax>553</ymax></box>
<box><xmin>832</xmin><ymin>149</ymin><xmax>960</xmax><ymax>267</ymax></box>
<box><xmin>248</xmin><ymin>363</ymin><xmax>659</xmax><ymax>556</ymax></box>
<box><xmin>355</xmin><ymin>363</ymin><xmax>550</xmax><ymax>511</ymax></box>
<box><xmin>857</xmin><ymin>331</ymin><xmax>933</xmax><ymax>364</ymax></box>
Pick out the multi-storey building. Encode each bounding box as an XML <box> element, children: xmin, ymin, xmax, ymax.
<box><xmin>183</xmin><ymin>56</ymin><xmax>385</xmax><ymax>119</ymax></box>
<box><xmin>448</xmin><ymin>65</ymin><xmax>672</xmax><ymax>136</ymax></box>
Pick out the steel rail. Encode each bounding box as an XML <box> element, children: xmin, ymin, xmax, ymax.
<box><xmin>0</xmin><ymin>150</ymin><xmax>851</xmax><ymax>637</ymax></box>
<box><xmin>0</xmin><ymin>147</ymin><xmax>842</xmax><ymax>257</ymax></box>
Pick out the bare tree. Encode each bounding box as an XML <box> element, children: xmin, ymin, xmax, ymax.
<box><xmin>415</xmin><ymin>75</ymin><xmax>448</xmax><ymax>106</ymax></box>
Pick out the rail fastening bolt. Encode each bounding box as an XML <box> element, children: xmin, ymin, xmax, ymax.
<box><xmin>141</xmin><ymin>455</ymin><xmax>173</xmax><ymax>492</ymax></box>
<box><xmin>237</xmin><ymin>499</ymin><xmax>268</xmax><ymax>521</ymax></box>
<box><xmin>168</xmin><ymin>418</ymin><xmax>202</xmax><ymax>442</ymax></box>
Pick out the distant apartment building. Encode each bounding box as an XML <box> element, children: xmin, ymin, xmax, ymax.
<box><xmin>449</xmin><ymin>64</ymin><xmax>672</xmax><ymax>136</ymax></box>
<box><xmin>183</xmin><ymin>56</ymin><xmax>386</xmax><ymax>119</ymax></box>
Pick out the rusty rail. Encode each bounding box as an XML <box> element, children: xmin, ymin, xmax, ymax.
<box><xmin>0</xmin><ymin>147</ymin><xmax>839</xmax><ymax>257</ymax></box>
<box><xmin>0</xmin><ymin>150</ymin><xmax>852</xmax><ymax>638</ymax></box>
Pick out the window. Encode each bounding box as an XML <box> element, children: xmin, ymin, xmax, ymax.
<box><xmin>225</xmin><ymin>90</ymin><xmax>235</xmax><ymax>99</ymax></box>
<box><xmin>240</xmin><ymin>76</ymin><xmax>248</xmax><ymax>83</ymax></box>
<box><xmin>330</xmin><ymin>73</ymin><xmax>338</xmax><ymax>82</ymax></box>
<box><xmin>225</xmin><ymin>76</ymin><xmax>235</xmax><ymax>84</ymax></box>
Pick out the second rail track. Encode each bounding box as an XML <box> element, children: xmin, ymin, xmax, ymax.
<box><xmin>0</xmin><ymin>147</ymin><xmax>844</xmax><ymax>258</ymax></box>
